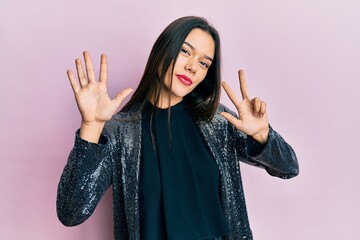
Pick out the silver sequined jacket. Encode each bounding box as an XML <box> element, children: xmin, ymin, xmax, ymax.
<box><xmin>57</xmin><ymin>103</ymin><xmax>299</xmax><ymax>240</ymax></box>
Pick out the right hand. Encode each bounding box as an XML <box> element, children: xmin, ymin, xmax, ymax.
<box><xmin>67</xmin><ymin>51</ymin><xmax>133</xmax><ymax>126</ymax></box>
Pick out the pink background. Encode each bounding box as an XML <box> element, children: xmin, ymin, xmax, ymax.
<box><xmin>1</xmin><ymin>0</ymin><xmax>359</xmax><ymax>239</ymax></box>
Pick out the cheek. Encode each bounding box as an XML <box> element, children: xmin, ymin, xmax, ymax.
<box><xmin>175</xmin><ymin>54</ymin><xmax>188</xmax><ymax>65</ymax></box>
<box><xmin>163</xmin><ymin>67</ymin><xmax>174</xmax><ymax>87</ymax></box>
<box><xmin>192</xmin><ymin>75</ymin><xmax>206</xmax><ymax>89</ymax></box>
<box><xmin>197</xmin><ymin>70</ymin><xmax>208</xmax><ymax>83</ymax></box>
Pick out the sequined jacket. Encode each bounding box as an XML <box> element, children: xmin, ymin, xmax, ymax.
<box><xmin>57</xmin><ymin>103</ymin><xmax>299</xmax><ymax>240</ymax></box>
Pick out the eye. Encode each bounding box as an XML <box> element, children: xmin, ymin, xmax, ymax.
<box><xmin>180</xmin><ymin>48</ymin><xmax>190</xmax><ymax>56</ymax></box>
<box><xmin>200</xmin><ymin>61</ymin><xmax>210</xmax><ymax>68</ymax></box>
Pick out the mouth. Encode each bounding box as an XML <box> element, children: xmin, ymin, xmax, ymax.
<box><xmin>176</xmin><ymin>74</ymin><xmax>193</xmax><ymax>86</ymax></box>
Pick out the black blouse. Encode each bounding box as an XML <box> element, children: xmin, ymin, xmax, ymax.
<box><xmin>139</xmin><ymin>101</ymin><xmax>230</xmax><ymax>240</ymax></box>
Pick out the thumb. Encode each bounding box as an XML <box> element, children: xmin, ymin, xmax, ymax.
<box><xmin>220</xmin><ymin>112</ymin><xmax>244</xmax><ymax>131</ymax></box>
<box><xmin>112</xmin><ymin>88</ymin><xmax>133</xmax><ymax>109</ymax></box>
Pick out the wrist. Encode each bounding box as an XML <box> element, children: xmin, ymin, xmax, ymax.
<box><xmin>251</xmin><ymin>126</ymin><xmax>269</xmax><ymax>145</ymax></box>
<box><xmin>81</xmin><ymin>121</ymin><xmax>105</xmax><ymax>129</ymax></box>
<box><xmin>79</xmin><ymin>121</ymin><xmax>105</xmax><ymax>143</ymax></box>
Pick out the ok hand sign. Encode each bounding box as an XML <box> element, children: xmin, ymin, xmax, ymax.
<box><xmin>221</xmin><ymin>70</ymin><xmax>270</xmax><ymax>144</ymax></box>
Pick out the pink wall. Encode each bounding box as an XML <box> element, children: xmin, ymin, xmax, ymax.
<box><xmin>1</xmin><ymin>0</ymin><xmax>359</xmax><ymax>239</ymax></box>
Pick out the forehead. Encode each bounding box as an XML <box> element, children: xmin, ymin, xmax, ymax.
<box><xmin>184</xmin><ymin>28</ymin><xmax>215</xmax><ymax>58</ymax></box>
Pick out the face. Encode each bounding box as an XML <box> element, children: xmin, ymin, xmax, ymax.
<box><xmin>157</xmin><ymin>28</ymin><xmax>215</xmax><ymax>108</ymax></box>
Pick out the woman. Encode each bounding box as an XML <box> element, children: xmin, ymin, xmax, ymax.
<box><xmin>57</xmin><ymin>16</ymin><xmax>299</xmax><ymax>240</ymax></box>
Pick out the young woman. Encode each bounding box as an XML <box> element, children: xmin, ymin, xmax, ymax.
<box><xmin>57</xmin><ymin>16</ymin><xmax>299</xmax><ymax>240</ymax></box>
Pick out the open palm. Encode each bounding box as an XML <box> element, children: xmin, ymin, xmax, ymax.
<box><xmin>67</xmin><ymin>51</ymin><xmax>133</xmax><ymax>125</ymax></box>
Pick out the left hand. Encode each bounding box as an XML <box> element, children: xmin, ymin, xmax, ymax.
<box><xmin>221</xmin><ymin>69</ymin><xmax>270</xmax><ymax>144</ymax></box>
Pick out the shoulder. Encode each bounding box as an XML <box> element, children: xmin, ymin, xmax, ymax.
<box><xmin>102</xmin><ymin>104</ymin><xmax>141</xmax><ymax>140</ymax></box>
<box><xmin>215</xmin><ymin>103</ymin><xmax>237</xmax><ymax>117</ymax></box>
<box><xmin>208</xmin><ymin>103</ymin><xmax>237</xmax><ymax>124</ymax></box>
<box><xmin>195</xmin><ymin>103</ymin><xmax>245</xmax><ymax>144</ymax></box>
<box><xmin>109</xmin><ymin>102</ymin><xmax>141</xmax><ymax>123</ymax></box>
<box><xmin>196</xmin><ymin>103</ymin><xmax>235</xmax><ymax>128</ymax></box>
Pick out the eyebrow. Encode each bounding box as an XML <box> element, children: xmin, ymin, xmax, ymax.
<box><xmin>184</xmin><ymin>41</ymin><xmax>213</xmax><ymax>62</ymax></box>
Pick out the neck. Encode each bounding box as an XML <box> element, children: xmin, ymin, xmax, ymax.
<box><xmin>149</xmin><ymin>89</ymin><xmax>183</xmax><ymax>109</ymax></box>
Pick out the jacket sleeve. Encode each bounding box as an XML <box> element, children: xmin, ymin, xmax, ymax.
<box><xmin>56</xmin><ymin>128</ymin><xmax>114</xmax><ymax>226</ymax></box>
<box><xmin>224</xmin><ymin>107</ymin><xmax>299</xmax><ymax>179</ymax></box>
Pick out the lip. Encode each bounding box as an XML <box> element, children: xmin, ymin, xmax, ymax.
<box><xmin>176</xmin><ymin>74</ymin><xmax>193</xmax><ymax>86</ymax></box>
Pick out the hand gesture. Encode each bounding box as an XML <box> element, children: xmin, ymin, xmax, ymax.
<box><xmin>67</xmin><ymin>51</ymin><xmax>133</xmax><ymax>125</ymax></box>
<box><xmin>221</xmin><ymin>70</ymin><xmax>269</xmax><ymax>144</ymax></box>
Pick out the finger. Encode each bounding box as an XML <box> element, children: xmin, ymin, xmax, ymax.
<box><xmin>112</xmin><ymin>88</ymin><xmax>133</xmax><ymax>108</ymax></box>
<box><xmin>83</xmin><ymin>51</ymin><xmax>96</xmax><ymax>83</ymax></box>
<box><xmin>67</xmin><ymin>69</ymin><xmax>80</xmax><ymax>93</ymax></box>
<box><xmin>251</xmin><ymin>97</ymin><xmax>261</xmax><ymax>116</ymax></box>
<box><xmin>260</xmin><ymin>101</ymin><xmax>267</xmax><ymax>117</ymax></box>
<box><xmin>75</xmin><ymin>58</ymin><xmax>87</xmax><ymax>87</ymax></box>
<box><xmin>221</xmin><ymin>81</ymin><xmax>241</xmax><ymax>107</ymax></box>
<box><xmin>99</xmin><ymin>54</ymin><xmax>108</xmax><ymax>84</ymax></box>
<box><xmin>238</xmin><ymin>69</ymin><xmax>250</xmax><ymax>100</ymax></box>
<box><xmin>220</xmin><ymin>112</ymin><xmax>244</xmax><ymax>131</ymax></box>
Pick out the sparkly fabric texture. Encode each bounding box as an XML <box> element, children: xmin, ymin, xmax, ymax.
<box><xmin>57</xmin><ymin>103</ymin><xmax>299</xmax><ymax>240</ymax></box>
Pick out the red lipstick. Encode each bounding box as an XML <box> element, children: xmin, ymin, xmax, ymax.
<box><xmin>176</xmin><ymin>74</ymin><xmax>193</xmax><ymax>86</ymax></box>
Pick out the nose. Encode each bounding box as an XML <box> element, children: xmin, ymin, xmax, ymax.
<box><xmin>185</xmin><ymin>59</ymin><xmax>197</xmax><ymax>74</ymax></box>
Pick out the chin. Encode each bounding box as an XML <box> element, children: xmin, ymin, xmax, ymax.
<box><xmin>171</xmin><ymin>81</ymin><xmax>194</xmax><ymax>95</ymax></box>
<box><xmin>171</xmin><ymin>88</ymin><xmax>192</xmax><ymax>99</ymax></box>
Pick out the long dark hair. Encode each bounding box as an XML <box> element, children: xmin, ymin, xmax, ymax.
<box><xmin>121</xmin><ymin>16</ymin><xmax>221</xmax><ymax>120</ymax></box>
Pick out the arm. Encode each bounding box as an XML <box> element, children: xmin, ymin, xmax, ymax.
<box><xmin>230</xmin><ymin>120</ymin><xmax>299</xmax><ymax>179</ymax></box>
<box><xmin>251</xmin><ymin>126</ymin><xmax>298</xmax><ymax>178</ymax></box>
<box><xmin>57</xmin><ymin>51</ymin><xmax>132</xmax><ymax>226</ymax></box>
<box><xmin>221</xmin><ymin>70</ymin><xmax>299</xmax><ymax>179</ymax></box>
<box><xmin>56</xmin><ymin>128</ymin><xmax>114</xmax><ymax>226</ymax></box>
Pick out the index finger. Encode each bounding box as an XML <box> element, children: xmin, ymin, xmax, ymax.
<box><xmin>238</xmin><ymin>69</ymin><xmax>250</xmax><ymax>100</ymax></box>
<box><xmin>221</xmin><ymin>81</ymin><xmax>241</xmax><ymax>107</ymax></box>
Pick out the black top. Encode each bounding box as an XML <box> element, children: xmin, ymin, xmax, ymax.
<box><xmin>139</xmin><ymin>101</ymin><xmax>230</xmax><ymax>240</ymax></box>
